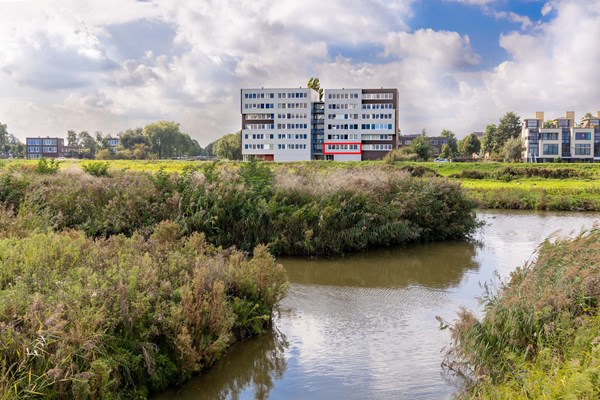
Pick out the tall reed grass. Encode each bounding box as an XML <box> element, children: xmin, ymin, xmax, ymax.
<box><xmin>444</xmin><ymin>228</ymin><xmax>600</xmax><ymax>399</ymax></box>
<box><xmin>0</xmin><ymin>160</ymin><xmax>479</xmax><ymax>256</ymax></box>
<box><xmin>0</xmin><ymin>221</ymin><xmax>287</xmax><ymax>399</ymax></box>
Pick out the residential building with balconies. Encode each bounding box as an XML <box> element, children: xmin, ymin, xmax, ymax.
<box><xmin>241</xmin><ymin>87</ymin><xmax>399</xmax><ymax>161</ymax></box>
<box><xmin>522</xmin><ymin>111</ymin><xmax>600</xmax><ymax>162</ymax></box>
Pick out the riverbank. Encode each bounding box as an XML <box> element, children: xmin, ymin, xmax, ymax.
<box><xmin>404</xmin><ymin>161</ymin><xmax>600</xmax><ymax>211</ymax></box>
<box><xmin>445</xmin><ymin>227</ymin><xmax>600</xmax><ymax>399</ymax></box>
<box><xmin>0</xmin><ymin>159</ymin><xmax>479</xmax><ymax>398</ymax></box>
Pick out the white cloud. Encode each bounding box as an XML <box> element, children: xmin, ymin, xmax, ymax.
<box><xmin>0</xmin><ymin>0</ymin><xmax>599</xmax><ymax>145</ymax></box>
<box><xmin>488</xmin><ymin>9</ymin><xmax>533</xmax><ymax>29</ymax></box>
<box><xmin>541</xmin><ymin>2</ymin><xmax>555</xmax><ymax>16</ymax></box>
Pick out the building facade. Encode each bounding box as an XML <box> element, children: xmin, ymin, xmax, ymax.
<box><xmin>522</xmin><ymin>112</ymin><xmax>600</xmax><ymax>162</ymax></box>
<box><xmin>398</xmin><ymin>134</ymin><xmax>449</xmax><ymax>156</ymax></box>
<box><xmin>26</xmin><ymin>137</ymin><xmax>70</xmax><ymax>159</ymax></box>
<box><xmin>241</xmin><ymin>87</ymin><xmax>399</xmax><ymax>161</ymax></box>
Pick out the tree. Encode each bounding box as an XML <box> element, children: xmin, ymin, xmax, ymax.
<box><xmin>118</xmin><ymin>128</ymin><xmax>149</xmax><ymax>150</ymax></box>
<box><xmin>144</xmin><ymin>121</ymin><xmax>181</xmax><ymax>159</ymax></box>
<box><xmin>440</xmin><ymin>129</ymin><xmax>458</xmax><ymax>158</ymax></box>
<box><xmin>502</xmin><ymin>136</ymin><xmax>523</xmax><ymax>162</ymax></box>
<box><xmin>213</xmin><ymin>132</ymin><xmax>242</xmax><ymax>160</ymax></box>
<box><xmin>458</xmin><ymin>133</ymin><xmax>481</xmax><ymax>158</ymax></box>
<box><xmin>78</xmin><ymin>131</ymin><xmax>97</xmax><ymax>156</ymax></box>
<box><xmin>411</xmin><ymin>129</ymin><xmax>432</xmax><ymax>161</ymax></box>
<box><xmin>439</xmin><ymin>144</ymin><xmax>451</xmax><ymax>159</ymax></box>
<box><xmin>307</xmin><ymin>77</ymin><xmax>323</xmax><ymax>101</ymax></box>
<box><xmin>497</xmin><ymin>112</ymin><xmax>521</xmax><ymax>144</ymax></box>
<box><xmin>0</xmin><ymin>122</ymin><xmax>9</xmax><ymax>154</ymax></box>
<box><xmin>66</xmin><ymin>130</ymin><xmax>79</xmax><ymax>157</ymax></box>
<box><xmin>481</xmin><ymin>124</ymin><xmax>499</xmax><ymax>156</ymax></box>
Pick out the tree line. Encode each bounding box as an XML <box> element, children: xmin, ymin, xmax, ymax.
<box><xmin>68</xmin><ymin>121</ymin><xmax>202</xmax><ymax>159</ymax></box>
<box><xmin>389</xmin><ymin>112</ymin><xmax>523</xmax><ymax>162</ymax></box>
<box><xmin>0</xmin><ymin>119</ymin><xmax>245</xmax><ymax>161</ymax></box>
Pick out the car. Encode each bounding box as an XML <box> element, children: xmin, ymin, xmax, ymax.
<box><xmin>434</xmin><ymin>158</ymin><xmax>449</xmax><ymax>162</ymax></box>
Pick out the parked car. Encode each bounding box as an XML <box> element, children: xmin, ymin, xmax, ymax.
<box><xmin>434</xmin><ymin>158</ymin><xmax>449</xmax><ymax>162</ymax></box>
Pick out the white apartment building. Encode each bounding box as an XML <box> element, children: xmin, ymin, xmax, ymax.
<box><xmin>522</xmin><ymin>111</ymin><xmax>600</xmax><ymax>162</ymax></box>
<box><xmin>241</xmin><ymin>88</ymin><xmax>319</xmax><ymax>162</ymax></box>
<box><xmin>241</xmin><ymin>87</ymin><xmax>399</xmax><ymax>162</ymax></box>
<box><xmin>324</xmin><ymin>88</ymin><xmax>398</xmax><ymax>161</ymax></box>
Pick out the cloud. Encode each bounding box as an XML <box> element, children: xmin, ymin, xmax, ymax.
<box><xmin>0</xmin><ymin>0</ymin><xmax>599</xmax><ymax>146</ymax></box>
<box><xmin>487</xmin><ymin>9</ymin><xmax>533</xmax><ymax>29</ymax></box>
<box><xmin>383</xmin><ymin>29</ymin><xmax>480</xmax><ymax>68</ymax></box>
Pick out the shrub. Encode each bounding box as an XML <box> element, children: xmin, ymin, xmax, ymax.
<box><xmin>0</xmin><ymin>225</ymin><xmax>288</xmax><ymax>398</ymax></box>
<box><xmin>6</xmin><ymin>165</ymin><xmax>478</xmax><ymax>256</ymax></box>
<box><xmin>81</xmin><ymin>161</ymin><xmax>110</xmax><ymax>177</ymax></box>
<box><xmin>35</xmin><ymin>158</ymin><xmax>60</xmax><ymax>174</ymax></box>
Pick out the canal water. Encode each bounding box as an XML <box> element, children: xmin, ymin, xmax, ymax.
<box><xmin>155</xmin><ymin>210</ymin><xmax>600</xmax><ymax>399</ymax></box>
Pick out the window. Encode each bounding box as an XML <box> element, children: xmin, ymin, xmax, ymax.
<box><xmin>543</xmin><ymin>144</ymin><xmax>559</xmax><ymax>155</ymax></box>
<box><xmin>526</xmin><ymin>120</ymin><xmax>539</xmax><ymax>128</ymax></box>
<box><xmin>362</xmin><ymin>93</ymin><xmax>393</xmax><ymax>100</ymax></box>
<box><xmin>363</xmin><ymin>144</ymin><xmax>393</xmax><ymax>151</ymax></box>
<box><xmin>575</xmin><ymin>132</ymin><xmax>591</xmax><ymax>140</ymax></box>
<box><xmin>575</xmin><ymin>144</ymin><xmax>591</xmax><ymax>156</ymax></box>
<box><xmin>362</xmin><ymin>134</ymin><xmax>393</xmax><ymax>141</ymax></box>
<box><xmin>541</xmin><ymin>132</ymin><xmax>558</xmax><ymax>140</ymax></box>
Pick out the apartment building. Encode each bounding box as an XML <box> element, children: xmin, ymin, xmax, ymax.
<box><xmin>241</xmin><ymin>87</ymin><xmax>399</xmax><ymax>161</ymax></box>
<box><xmin>323</xmin><ymin>88</ymin><xmax>399</xmax><ymax>161</ymax></box>
<box><xmin>25</xmin><ymin>137</ymin><xmax>70</xmax><ymax>159</ymax></box>
<box><xmin>241</xmin><ymin>88</ymin><xmax>319</xmax><ymax>161</ymax></box>
<box><xmin>398</xmin><ymin>134</ymin><xmax>449</xmax><ymax>156</ymax></box>
<box><xmin>522</xmin><ymin>111</ymin><xmax>600</xmax><ymax>162</ymax></box>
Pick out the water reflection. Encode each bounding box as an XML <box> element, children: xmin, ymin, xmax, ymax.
<box><xmin>282</xmin><ymin>240</ymin><xmax>480</xmax><ymax>289</ymax></box>
<box><xmin>154</xmin><ymin>211</ymin><xmax>600</xmax><ymax>399</ymax></box>
<box><xmin>154</xmin><ymin>327</ymin><xmax>288</xmax><ymax>400</ymax></box>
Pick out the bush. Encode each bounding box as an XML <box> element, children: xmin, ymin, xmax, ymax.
<box><xmin>81</xmin><ymin>161</ymin><xmax>110</xmax><ymax>177</ymax></box>
<box><xmin>3</xmin><ymin>165</ymin><xmax>479</xmax><ymax>256</ymax></box>
<box><xmin>0</xmin><ymin>225</ymin><xmax>288</xmax><ymax>398</ymax></box>
<box><xmin>35</xmin><ymin>158</ymin><xmax>60</xmax><ymax>174</ymax></box>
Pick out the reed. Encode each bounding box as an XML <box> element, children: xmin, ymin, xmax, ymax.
<box><xmin>444</xmin><ymin>228</ymin><xmax>600</xmax><ymax>399</ymax></box>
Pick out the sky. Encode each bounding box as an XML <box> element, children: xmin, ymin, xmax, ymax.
<box><xmin>0</xmin><ymin>0</ymin><xmax>599</xmax><ymax>146</ymax></box>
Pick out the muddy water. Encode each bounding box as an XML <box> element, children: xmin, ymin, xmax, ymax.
<box><xmin>155</xmin><ymin>210</ymin><xmax>599</xmax><ymax>399</ymax></box>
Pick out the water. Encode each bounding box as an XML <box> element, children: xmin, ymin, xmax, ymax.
<box><xmin>155</xmin><ymin>210</ymin><xmax>600</xmax><ymax>399</ymax></box>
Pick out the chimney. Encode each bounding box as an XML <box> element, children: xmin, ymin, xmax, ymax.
<box><xmin>535</xmin><ymin>111</ymin><xmax>544</xmax><ymax>125</ymax></box>
<box><xmin>566</xmin><ymin>111</ymin><xmax>575</xmax><ymax>126</ymax></box>
<box><xmin>597</xmin><ymin>111</ymin><xmax>600</xmax><ymax>118</ymax></box>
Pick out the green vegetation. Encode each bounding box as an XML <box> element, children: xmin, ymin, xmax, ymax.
<box><xmin>443</xmin><ymin>228</ymin><xmax>600</xmax><ymax>399</ymax></box>
<box><xmin>81</xmin><ymin>161</ymin><xmax>110</xmax><ymax>177</ymax></box>
<box><xmin>35</xmin><ymin>158</ymin><xmax>61</xmax><ymax>175</ymax></box>
<box><xmin>0</xmin><ymin>221</ymin><xmax>287</xmax><ymax>399</ymax></box>
<box><xmin>481</xmin><ymin>112</ymin><xmax>522</xmax><ymax>157</ymax></box>
<box><xmin>400</xmin><ymin>161</ymin><xmax>600</xmax><ymax>211</ymax></box>
<box><xmin>0</xmin><ymin>158</ymin><xmax>481</xmax><ymax>398</ymax></box>
<box><xmin>0</xmin><ymin>159</ymin><xmax>479</xmax><ymax>256</ymax></box>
